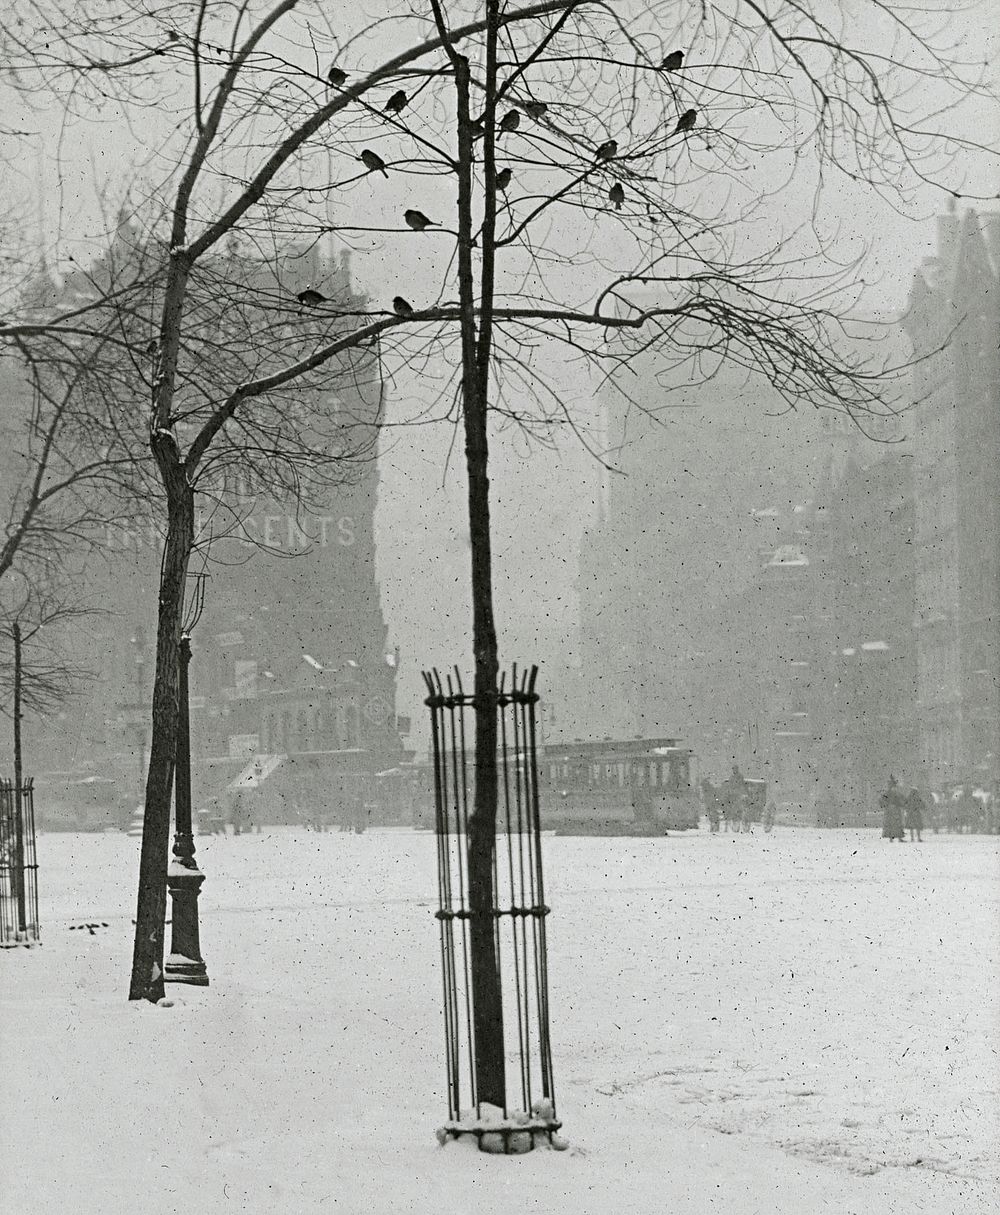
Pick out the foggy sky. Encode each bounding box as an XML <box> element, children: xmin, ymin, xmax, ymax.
<box><xmin>2</xmin><ymin>1</ymin><xmax>998</xmax><ymax>751</ymax></box>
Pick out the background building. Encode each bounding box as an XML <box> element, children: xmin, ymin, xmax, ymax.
<box><xmin>1</xmin><ymin>249</ymin><xmax>408</xmax><ymax>827</ymax></box>
<box><xmin>904</xmin><ymin>207</ymin><xmax>1000</xmax><ymax>794</ymax></box>
<box><xmin>570</xmin><ymin>325</ymin><xmax>921</xmax><ymax>822</ymax></box>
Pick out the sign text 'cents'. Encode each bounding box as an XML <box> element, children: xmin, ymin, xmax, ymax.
<box><xmin>105</xmin><ymin>514</ymin><xmax>357</xmax><ymax>551</ymax></box>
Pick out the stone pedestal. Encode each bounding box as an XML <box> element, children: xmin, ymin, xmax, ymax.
<box><xmin>165</xmin><ymin>865</ymin><xmax>209</xmax><ymax>986</ymax></box>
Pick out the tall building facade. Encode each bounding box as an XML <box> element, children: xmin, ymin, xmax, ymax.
<box><xmin>1</xmin><ymin>247</ymin><xmax>407</xmax><ymax>824</ymax></box>
<box><xmin>572</xmin><ymin>331</ymin><xmax>920</xmax><ymax>821</ymax></box>
<box><xmin>572</xmin><ymin>361</ymin><xmax>840</xmax><ymax>793</ymax></box>
<box><xmin>904</xmin><ymin>208</ymin><xmax>1000</xmax><ymax>792</ymax></box>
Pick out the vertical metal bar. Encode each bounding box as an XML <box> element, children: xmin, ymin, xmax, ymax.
<box><xmin>24</xmin><ymin>779</ymin><xmax>38</xmax><ymax>942</ymax></box>
<box><xmin>0</xmin><ymin>781</ymin><xmax>11</xmax><ymax>942</ymax></box>
<box><xmin>449</xmin><ymin>672</ymin><xmax>477</xmax><ymax>1115</ymax></box>
<box><xmin>426</xmin><ymin>671</ymin><xmax>460</xmax><ymax>1121</ymax></box>
<box><xmin>500</xmin><ymin>674</ymin><xmax>528</xmax><ymax>1114</ymax></box>
<box><xmin>509</xmin><ymin>674</ymin><xmax>532</xmax><ymax>1113</ymax></box>
<box><xmin>517</xmin><ymin>674</ymin><xmax>538</xmax><ymax>1113</ymax></box>
<box><xmin>526</xmin><ymin>667</ymin><xmax>555</xmax><ymax>1109</ymax></box>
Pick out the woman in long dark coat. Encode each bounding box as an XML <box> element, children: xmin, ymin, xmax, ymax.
<box><xmin>880</xmin><ymin>776</ymin><xmax>905</xmax><ymax>841</ymax></box>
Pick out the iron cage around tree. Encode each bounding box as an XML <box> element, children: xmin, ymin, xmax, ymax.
<box><xmin>423</xmin><ymin>665</ymin><xmax>561</xmax><ymax>1153</ymax></box>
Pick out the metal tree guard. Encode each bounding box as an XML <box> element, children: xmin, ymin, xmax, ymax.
<box><xmin>423</xmin><ymin>664</ymin><xmax>561</xmax><ymax>1153</ymax></box>
<box><xmin>0</xmin><ymin>777</ymin><xmax>40</xmax><ymax>947</ymax></box>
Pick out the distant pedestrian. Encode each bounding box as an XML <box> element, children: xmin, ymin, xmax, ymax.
<box><xmin>722</xmin><ymin>764</ymin><xmax>746</xmax><ymax>834</ymax></box>
<box><xmin>204</xmin><ymin>797</ymin><xmax>226</xmax><ymax>836</ymax></box>
<box><xmin>904</xmin><ymin>788</ymin><xmax>925</xmax><ymax>842</ymax></box>
<box><xmin>880</xmin><ymin>775</ymin><xmax>905</xmax><ymax>841</ymax></box>
<box><xmin>701</xmin><ymin>778</ymin><xmax>720</xmax><ymax>833</ymax></box>
<box><xmin>985</xmin><ymin>791</ymin><xmax>998</xmax><ymax>836</ymax></box>
<box><xmin>229</xmin><ymin>787</ymin><xmax>253</xmax><ymax>835</ymax></box>
<box><xmin>956</xmin><ymin>783</ymin><xmax>979</xmax><ymax>834</ymax></box>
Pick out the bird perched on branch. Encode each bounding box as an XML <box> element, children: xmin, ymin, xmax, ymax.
<box><xmin>674</xmin><ymin>109</ymin><xmax>697</xmax><ymax>133</ymax></box>
<box><xmin>608</xmin><ymin>182</ymin><xmax>625</xmax><ymax>211</ymax></box>
<box><xmin>297</xmin><ymin>288</ymin><xmax>327</xmax><ymax>306</ymax></box>
<box><xmin>393</xmin><ymin>296</ymin><xmax>414</xmax><ymax>317</ymax></box>
<box><xmin>404</xmin><ymin>209</ymin><xmax>437</xmax><ymax>231</ymax></box>
<box><xmin>498</xmin><ymin>109</ymin><xmax>521</xmax><ymax>134</ymax></box>
<box><xmin>327</xmin><ymin>65</ymin><xmax>348</xmax><ymax>87</ymax></box>
<box><xmin>523</xmin><ymin>100</ymin><xmax>548</xmax><ymax>120</ymax></box>
<box><xmin>660</xmin><ymin>50</ymin><xmax>683</xmax><ymax>71</ymax></box>
<box><xmin>495</xmin><ymin>167</ymin><xmax>512</xmax><ymax>192</ymax></box>
<box><xmin>595</xmin><ymin>139</ymin><xmax>618</xmax><ymax>161</ymax></box>
<box><xmin>360</xmin><ymin>149</ymin><xmax>389</xmax><ymax>178</ymax></box>
<box><xmin>385</xmin><ymin>89</ymin><xmax>408</xmax><ymax>114</ymax></box>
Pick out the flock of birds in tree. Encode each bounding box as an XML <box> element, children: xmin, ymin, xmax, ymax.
<box><xmin>297</xmin><ymin>50</ymin><xmax>696</xmax><ymax>314</ymax></box>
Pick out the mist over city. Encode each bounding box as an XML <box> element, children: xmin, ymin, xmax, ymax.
<box><xmin>1</xmin><ymin>3</ymin><xmax>997</xmax><ymax>1213</ymax></box>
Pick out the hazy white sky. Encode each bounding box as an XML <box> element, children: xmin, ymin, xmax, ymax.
<box><xmin>2</xmin><ymin>0</ymin><xmax>997</xmax><ymax>736</ymax></box>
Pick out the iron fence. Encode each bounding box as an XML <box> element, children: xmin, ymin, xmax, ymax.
<box><xmin>0</xmin><ymin>778</ymin><xmax>40</xmax><ymax>947</ymax></box>
<box><xmin>423</xmin><ymin>665</ymin><xmax>559</xmax><ymax>1152</ymax></box>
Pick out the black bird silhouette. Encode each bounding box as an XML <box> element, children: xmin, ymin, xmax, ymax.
<box><xmin>498</xmin><ymin>110</ymin><xmax>521</xmax><ymax>134</ymax></box>
<box><xmin>660</xmin><ymin>50</ymin><xmax>684</xmax><ymax>71</ymax></box>
<box><xmin>495</xmin><ymin>168</ymin><xmax>512</xmax><ymax>191</ymax></box>
<box><xmin>468</xmin><ymin>115</ymin><xmax>487</xmax><ymax>140</ymax></box>
<box><xmin>595</xmin><ymin>139</ymin><xmax>618</xmax><ymax>161</ymax></box>
<box><xmin>674</xmin><ymin>109</ymin><xmax>697</xmax><ymax>133</ymax></box>
<box><xmin>327</xmin><ymin>65</ymin><xmax>348</xmax><ymax>87</ymax></box>
<box><xmin>523</xmin><ymin>100</ymin><xmax>548</xmax><ymax>120</ymax></box>
<box><xmin>608</xmin><ymin>182</ymin><xmax>625</xmax><ymax>210</ymax></box>
<box><xmin>404</xmin><ymin>209</ymin><xmax>437</xmax><ymax>231</ymax></box>
<box><xmin>144</xmin><ymin>338</ymin><xmax>158</xmax><ymax>355</ymax></box>
<box><xmin>297</xmin><ymin>288</ymin><xmax>327</xmax><ymax>306</ymax></box>
<box><xmin>360</xmin><ymin>149</ymin><xmax>389</xmax><ymax>178</ymax></box>
<box><xmin>393</xmin><ymin>296</ymin><xmax>414</xmax><ymax>317</ymax></box>
<box><xmin>385</xmin><ymin>89</ymin><xmax>408</xmax><ymax>114</ymax></box>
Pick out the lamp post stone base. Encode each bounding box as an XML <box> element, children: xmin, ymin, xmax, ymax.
<box><xmin>165</xmin><ymin>866</ymin><xmax>209</xmax><ymax>986</ymax></box>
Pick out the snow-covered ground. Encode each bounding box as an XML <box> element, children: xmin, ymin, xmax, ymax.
<box><xmin>2</xmin><ymin>826</ymin><xmax>997</xmax><ymax>1214</ymax></box>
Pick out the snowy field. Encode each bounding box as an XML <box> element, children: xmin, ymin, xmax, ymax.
<box><xmin>2</xmin><ymin>826</ymin><xmax>997</xmax><ymax>1215</ymax></box>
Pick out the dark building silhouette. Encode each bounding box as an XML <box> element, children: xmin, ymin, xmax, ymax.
<box><xmin>571</xmin><ymin>326</ymin><xmax>920</xmax><ymax>822</ymax></box>
<box><xmin>1</xmin><ymin>243</ymin><xmax>407</xmax><ymax>827</ymax></box>
<box><xmin>904</xmin><ymin>207</ymin><xmax>1000</xmax><ymax>794</ymax></box>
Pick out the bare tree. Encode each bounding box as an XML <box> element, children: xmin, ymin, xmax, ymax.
<box><xmin>0</xmin><ymin>332</ymin><xmax>148</xmax><ymax>587</ymax></box>
<box><xmin>5</xmin><ymin>2</ymin><xmax>997</xmax><ymax>1055</ymax></box>
<box><xmin>0</xmin><ymin>575</ymin><xmax>95</xmax><ymax>789</ymax></box>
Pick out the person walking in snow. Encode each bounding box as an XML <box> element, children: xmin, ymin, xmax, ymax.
<box><xmin>701</xmin><ymin>778</ymin><xmax>720</xmax><ymax>833</ymax></box>
<box><xmin>722</xmin><ymin>764</ymin><xmax>746</xmax><ymax>833</ymax></box>
<box><xmin>904</xmin><ymin>787</ymin><xmax>925</xmax><ymax>842</ymax></box>
<box><xmin>880</xmin><ymin>775</ymin><xmax>905</xmax><ymax>841</ymax></box>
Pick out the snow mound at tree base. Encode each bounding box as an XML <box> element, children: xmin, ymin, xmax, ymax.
<box><xmin>436</xmin><ymin>1098</ymin><xmax>569</xmax><ymax>1154</ymax></box>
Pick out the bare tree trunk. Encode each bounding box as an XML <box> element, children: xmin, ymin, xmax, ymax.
<box><xmin>128</xmin><ymin>452</ymin><xmax>194</xmax><ymax>1002</ymax></box>
<box><xmin>452</xmin><ymin>42</ymin><xmax>506</xmax><ymax>1110</ymax></box>
<box><xmin>464</xmin><ymin>390</ymin><xmax>506</xmax><ymax>1109</ymax></box>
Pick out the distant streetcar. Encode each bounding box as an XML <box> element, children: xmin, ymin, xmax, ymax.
<box><xmin>539</xmin><ymin>737</ymin><xmax>699</xmax><ymax>834</ymax></box>
<box><xmin>411</xmin><ymin>736</ymin><xmax>700</xmax><ymax>835</ymax></box>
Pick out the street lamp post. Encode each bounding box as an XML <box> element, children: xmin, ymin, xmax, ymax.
<box><xmin>165</xmin><ymin>632</ymin><xmax>209</xmax><ymax>985</ymax></box>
